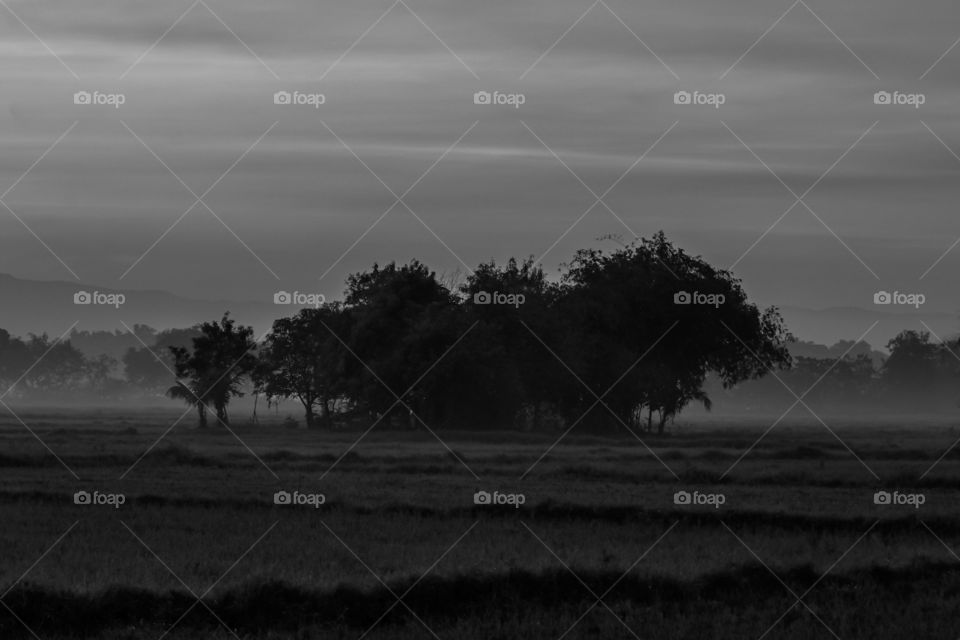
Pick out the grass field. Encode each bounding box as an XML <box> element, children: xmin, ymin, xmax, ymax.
<box><xmin>2</xmin><ymin>407</ymin><xmax>960</xmax><ymax>639</ymax></box>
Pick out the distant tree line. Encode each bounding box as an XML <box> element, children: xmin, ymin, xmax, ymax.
<box><xmin>0</xmin><ymin>326</ymin><xmax>201</xmax><ymax>402</ymax></box>
<box><xmin>719</xmin><ymin>329</ymin><xmax>960</xmax><ymax>413</ymax></box>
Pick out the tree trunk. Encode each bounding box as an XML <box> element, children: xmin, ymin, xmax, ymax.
<box><xmin>197</xmin><ymin>403</ymin><xmax>207</xmax><ymax>429</ymax></box>
<box><xmin>215</xmin><ymin>403</ymin><xmax>229</xmax><ymax>427</ymax></box>
<box><xmin>321</xmin><ymin>398</ymin><xmax>332</xmax><ymax>428</ymax></box>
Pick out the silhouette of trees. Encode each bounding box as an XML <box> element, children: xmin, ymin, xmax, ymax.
<box><xmin>168</xmin><ymin>314</ymin><xmax>257</xmax><ymax>427</ymax></box>
<box><xmin>256</xmin><ymin>304</ymin><xmax>351</xmax><ymax>428</ymax></box>
<box><xmin>0</xmin><ymin>329</ymin><xmax>115</xmax><ymax>399</ymax></box>
<box><xmin>883</xmin><ymin>330</ymin><xmax>942</xmax><ymax>395</ymax></box>
<box><xmin>19</xmin><ymin>334</ymin><xmax>86</xmax><ymax>393</ymax></box>
<box><xmin>556</xmin><ymin>232</ymin><xmax>791</xmax><ymax>432</ymax></box>
<box><xmin>460</xmin><ymin>257</ymin><xmax>562</xmax><ymax>428</ymax></box>
<box><xmin>881</xmin><ymin>330</ymin><xmax>960</xmax><ymax>409</ymax></box>
<box><xmin>7</xmin><ymin>234</ymin><xmax>960</xmax><ymax>424</ymax></box>
<box><xmin>291</xmin><ymin>234</ymin><xmax>791</xmax><ymax>433</ymax></box>
<box><xmin>341</xmin><ymin>261</ymin><xmax>458</xmax><ymax>427</ymax></box>
<box><xmin>0</xmin><ymin>328</ymin><xmax>30</xmax><ymax>393</ymax></box>
<box><xmin>69</xmin><ymin>327</ymin><xmax>153</xmax><ymax>360</ymax></box>
<box><xmin>167</xmin><ymin>379</ymin><xmax>210</xmax><ymax>428</ymax></box>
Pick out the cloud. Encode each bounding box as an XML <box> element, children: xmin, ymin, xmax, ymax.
<box><xmin>1</xmin><ymin>0</ymin><xmax>959</xmax><ymax>330</ymax></box>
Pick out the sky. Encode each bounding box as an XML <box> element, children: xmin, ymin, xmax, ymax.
<box><xmin>2</xmin><ymin>0</ymin><xmax>960</xmax><ymax>336</ymax></box>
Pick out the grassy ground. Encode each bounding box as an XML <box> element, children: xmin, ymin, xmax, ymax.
<box><xmin>1</xmin><ymin>407</ymin><xmax>959</xmax><ymax>639</ymax></box>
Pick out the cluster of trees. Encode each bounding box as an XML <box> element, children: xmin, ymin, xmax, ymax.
<box><xmin>5</xmin><ymin>234</ymin><xmax>956</xmax><ymax>427</ymax></box>
<box><xmin>0</xmin><ymin>329</ymin><xmax>106</xmax><ymax>396</ymax></box>
<box><xmin>163</xmin><ymin>233</ymin><xmax>791</xmax><ymax>433</ymax></box>
<box><xmin>715</xmin><ymin>330</ymin><xmax>960</xmax><ymax>413</ymax></box>
<box><xmin>0</xmin><ymin>327</ymin><xmax>201</xmax><ymax>401</ymax></box>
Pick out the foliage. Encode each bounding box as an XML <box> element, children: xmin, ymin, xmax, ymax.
<box><xmin>167</xmin><ymin>314</ymin><xmax>257</xmax><ymax>427</ymax></box>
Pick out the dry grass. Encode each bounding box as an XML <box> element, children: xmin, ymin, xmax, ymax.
<box><xmin>1</xmin><ymin>408</ymin><xmax>958</xmax><ymax>638</ymax></box>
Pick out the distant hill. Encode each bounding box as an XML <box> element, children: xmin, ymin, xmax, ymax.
<box><xmin>777</xmin><ymin>305</ymin><xmax>958</xmax><ymax>353</ymax></box>
<box><xmin>787</xmin><ymin>338</ymin><xmax>886</xmax><ymax>368</ymax></box>
<box><xmin>0</xmin><ymin>273</ymin><xmax>282</xmax><ymax>339</ymax></box>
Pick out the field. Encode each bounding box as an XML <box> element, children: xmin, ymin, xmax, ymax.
<box><xmin>2</xmin><ymin>407</ymin><xmax>960</xmax><ymax>639</ymax></box>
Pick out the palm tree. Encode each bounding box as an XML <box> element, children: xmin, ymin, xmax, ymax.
<box><xmin>166</xmin><ymin>380</ymin><xmax>210</xmax><ymax>428</ymax></box>
<box><xmin>167</xmin><ymin>314</ymin><xmax>257</xmax><ymax>428</ymax></box>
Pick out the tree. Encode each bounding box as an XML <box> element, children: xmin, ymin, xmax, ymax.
<box><xmin>882</xmin><ymin>330</ymin><xmax>957</xmax><ymax>408</ymax></box>
<box><xmin>459</xmin><ymin>257</ymin><xmax>564</xmax><ymax>428</ymax></box>
<box><xmin>167</xmin><ymin>379</ymin><xmax>211</xmax><ymax>428</ymax></box>
<box><xmin>257</xmin><ymin>304</ymin><xmax>351</xmax><ymax>428</ymax></box>
<box><xmin>84</xmin><ymin>354</ymin><xmax>119</xmax><ymax>395</ymax></box>
<box><xmin>558</xmin><ymin>232</ymin><xmax>791</xmax><ymax>434</ymax></box>
<box><xmin>342</xmin><ymin>261</ymin><xmax>457</xmax><ymax>426</ymax></box>
<box><xmin>21</xmin><ymin>334</ymin><xmax>87</xmax><ymax>394</ymax></box>
<box><xmin>0</xmin><ymin>329</ymin><xmax>30</xmax><ymax>395</ymax></box>
<box><xmin>168</xmin><ymin>314</ymin><xmax>257</xmax><ymax>427</ymax></box>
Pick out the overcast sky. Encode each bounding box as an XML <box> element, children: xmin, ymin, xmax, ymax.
<box><xmin>2</xmin><ymin>0</ymin><xmax>960</xmax><ymax>326</ymax></box>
